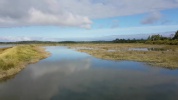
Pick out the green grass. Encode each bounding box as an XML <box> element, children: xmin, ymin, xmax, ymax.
<box><xmin>0</xmin><ymin>45</ymin><xmax>50</xmax><ymax>80</ymax></box>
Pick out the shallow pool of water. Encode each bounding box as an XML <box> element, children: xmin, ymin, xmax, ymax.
<box><xmin>0</xmin><ymin>46</ymin><xmax>178</xmax><ymax>100</ymax></box>
<box><xmin>129</xmin><ymin>48</ymin><xmax>171</xmax><ymax>51</ymax></box>
<box><xmin>0</xmin><ymin>45</ymin><xmax>14</xmax><ymax>48</ymax></box>
<box><xmin>74</xmin><ymin>47</ymin><xmax>95</xmax><ymax>50</ymax></box>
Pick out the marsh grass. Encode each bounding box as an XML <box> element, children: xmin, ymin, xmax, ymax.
<box><xmin>0</xmin><ymin>47</ymin><xmax>10</xmax><ymax>54</ymax></box>
<box><xmin>0</xmin><ymin>45</ymin><xmax>50</xmax><ymax>80</ymax></box>
<box><xmin>68</xmin><ymin>43</ymin><xmax>178</xmax><ymax>69</ymax></box>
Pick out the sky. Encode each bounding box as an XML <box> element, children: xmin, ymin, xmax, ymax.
<box><xmin>0</xmin><ymin>0</ymin><xmax>178</xmax><ymax>42</ymax></box>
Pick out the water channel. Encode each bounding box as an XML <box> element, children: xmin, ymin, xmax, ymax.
<box><xmin>0</xmin><ymin>46</ymin><xmax>178</xmax><ymax>100</ymax></box>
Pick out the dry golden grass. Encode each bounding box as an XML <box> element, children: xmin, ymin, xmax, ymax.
<box><xmin>0</xmin><ymin>45</ymin><xmax>50</xmax><ymax>80</ymax></box>
<box><xmin>67</xmin><ymin>43</ymin><xmax>178</xmax><ymax>69</ymax></box>
<box><xmin>0</xmin><ymin>47</ymin><xmax>10</xmax><ymax>54</ymax></box>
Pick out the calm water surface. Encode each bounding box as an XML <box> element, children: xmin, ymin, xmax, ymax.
<box><xmin>0</xmin><ymin>45</ymin><xmax>14</xmax><ymax>48</ymax></box>
<box><xmin>0</xmin><ymin>46</ymin><xmax>178</xmax><ymax>100</ymax></box>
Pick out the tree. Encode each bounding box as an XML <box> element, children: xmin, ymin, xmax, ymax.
<box><xmin>173</xmin><ymin>30</ymin><xmax>178</xmax><ymax>40</ymax></box>
<box><xmin>150</xmin><ymin>34</ymin><xmax>162</xmax><ymax>41</ymax></box>
<box><xmin>147</xmin><ymin>36</ymin><xmax>151</xmax><ymax>40</ymax></box>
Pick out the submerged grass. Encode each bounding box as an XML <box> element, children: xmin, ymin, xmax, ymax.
<box><xmin>67</xmin><ymin>43</ymin><xmax>178</xmax><ymax>69</ymax></box>
<box><xmin>0</xmin><ymin>45</ymin><xmax>50</xmax><ymax>80</ymax></box>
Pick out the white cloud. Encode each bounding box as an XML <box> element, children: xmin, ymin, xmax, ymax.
<box><xmin>0</xmin><ymin>36</ymin><xmax>32</xmax><ymax>42</ymax></box>
<box><xmin>56</xmin><ymin>0</ymin><xmax>178</xmax><ymax>18</ymax></box>
<box><xmin>0</xmin><ymin>0</ymin><xmax>178</xmax><ymax>28</ymax></box>
<box><xmin>28</xmin><ymin>8</ymin><xmax>92</xmax><ymax>29</ymax></box>
<box><xmin>0</xmin><ymin>36</ymin><xmax>71</xmax><ymax>42</ymax></box>
<box><xmin>111</xmin><ymin>19</ymin><xmax>119</xmax><ymax>28</ymax></box>
<box><xmin>0</xmin><ymin>25</ymin><xmax>178</xmax><ymax>42</ymax></box>
<box><xmin>141</xmin><ymin>12</ymin><xmax>162</xmax><ymax>24</ymax></box>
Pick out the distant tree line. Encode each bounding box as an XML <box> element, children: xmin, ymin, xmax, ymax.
<box><xmin>0</xmin><ymin>40</ymin><xmax>112</xmax><ymax>44</ymax></box>
<box><xmin>113</xmin><ymin>38</ymin><xmax>146</xmax><ymax>43</ymax></box>
<box><xmin>0</xmin><ymin>31</ymin><xmax>178</xmax><ymax>45</ymax></box>
<box><xmin>0</xmin><ymin>41</ymin><xmax>58</xmax><ymax>44</ymax></box>
<box><xmin>113</xmin><ymin>30</ymin><xmax>178</xmax><ymax>45</ymax></box>
<box><xmin>145</xmin><ymin>30</ymin><xmax>178</xmax><ymax>45</ymax></box>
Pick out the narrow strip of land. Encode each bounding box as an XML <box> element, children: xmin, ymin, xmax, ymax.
<box><xmin>0</xmin><ymin>45</ymin><xmax>50</xmax><ymax>80</ymax></box>
<box><xmin>67</xmin><ymin>43</ymin><xmax>178</xmax><ymax>69</ymax></box>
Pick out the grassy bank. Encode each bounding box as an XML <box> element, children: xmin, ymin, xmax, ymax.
<box><xmin>68</xmin><ymin>43</ymin><xmax>178</xmax><ymax>69</ymax></box>
<box><xmin>0</xmin><ymin>45</ymin><xmax>50</xmax><ymax>80</ymax></box>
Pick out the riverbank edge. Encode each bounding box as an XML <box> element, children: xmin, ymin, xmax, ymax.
<box><xmin>66</xmin><ymin>43</ymin><xmax>178</xmax><ymax>69</ymax></box>
<box><xmin>77</xmin><ymin>49</ymin><xmax>177</xmax><ymax>69</ymax></box>
<box><xmin>0</xmin><ymin>45</ymin><xmax>50</xmax><ymax>81</ymax></box>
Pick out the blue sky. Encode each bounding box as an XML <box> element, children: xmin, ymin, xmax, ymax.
<box><xmin>0</xmin><ymin>0</ymin><xmax>178</xmax><ymax>41</ymax></box>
